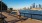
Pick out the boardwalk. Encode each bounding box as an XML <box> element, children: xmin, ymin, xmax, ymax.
<box><xmin>2</xmin><ymin>12</ymin><xmax>20</xmax><ymax>23</ymax></box>
<box><xmin>2</xmin><ymin>12</ymin><xmax>42</xmax><ymax>23</ymax></box>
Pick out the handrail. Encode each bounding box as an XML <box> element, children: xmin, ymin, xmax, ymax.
<box><xmin>20</xmin><ymin>13</ymin><xmax>42</xmax><ymax>19</ymax></box>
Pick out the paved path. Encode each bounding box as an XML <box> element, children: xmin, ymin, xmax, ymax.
<box><xmin>22</xmin><ymin>19</ymin><xmax>42</xmax><ymax>23</ymax></box>
<box><xmin>16</xmin><ymin>18</ymin><xmax>42</xmax><ymax>23</ymax></box>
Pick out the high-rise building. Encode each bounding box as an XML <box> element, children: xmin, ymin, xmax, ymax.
<box><xmin>27</xmin><ymin>7</ymin><xmax>29</xmax><ymax>9</ymax></box>
<box><xmin>32</xmin><ymin>3</ymin><xmax>35</xmax><ymax>8</ymax></box>
<box><xmin>30</xmin><ymin>6</ymin><xmax>32</xmax><ymax>9</ymax></box>
<box><xmin>39</xmin><ymin>4</ymin><xmax>41</xmax><ymax>8</ymax></box>
<box><xmin>41</xmin><ymin>5</ymin><xmax>42</xmax><ymax>8</ymax></box>
<box><xmin>23</xmin><ymin>7</ymin><xmax>26</xmax><ymax>10</ymax></box>
<box><xmin>36</xmin><ymin>5</ymin><xmax>37</xmax><ymax>8</ymax></box>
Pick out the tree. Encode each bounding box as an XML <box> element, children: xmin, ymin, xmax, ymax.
<box><xmin>6</xmin><ymin>8</ymin><xmax>13</xmax><ymax>13</ymax></box>
<box><xmin>0</xmin><ymin>1</ymin><xmax>7</xmax><ymax>11</ymax></box>
<box><xmin>9</xmin><ymin>8</ymin><xmax>13</xmax><ymax>11</ymax></box>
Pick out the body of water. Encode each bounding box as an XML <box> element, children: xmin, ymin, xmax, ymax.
<box><xmin>19</xmin><ymin>10</ymin><xmax>42</xmax><ymax>20</ymax></box>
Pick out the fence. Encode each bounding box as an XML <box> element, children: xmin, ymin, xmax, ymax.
<box><xmin>20</xmin><ymin>13</ymin><xmax>42</xmax><ymax>20</ymax></box>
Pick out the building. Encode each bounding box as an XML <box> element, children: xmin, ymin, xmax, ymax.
<box><xmin>0</xmin><ymin>1</ymin><xmax>7</xmax><ymax>12</ymax></box>
<box><xmin>39</xmin><ymin>4</ymin><xmax>41</xmax><ymax>8</ymax></box>
<box><xmin>30</xmin><ymin>8</ymin><xmax>42</xmax><ymax>10</ymax></box>
<box><xmin>30</xmin><ymin>6</ymin><xmax>32</xmax><ymax>9</ymax></box>
<box><xmin>32</xmin><ymin>3</ymin><xmax>35</xmax><ymax>8</ymax></box>
<box><xmin>23</xmin><ymin>7</ymin><xmax>26</xmax><ymax>10</ymax></box>
<box><xmin>36</xmin><ymin>5</ymin><xmax>38</xmax><ymax>8</ymax></box>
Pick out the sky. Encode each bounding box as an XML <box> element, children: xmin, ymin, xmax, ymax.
<box><xmin>2</xmin><ymin>0</ymin><xmax>42</xmax><ymax>9</ymax></box>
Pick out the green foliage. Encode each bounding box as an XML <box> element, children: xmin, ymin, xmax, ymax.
<box><xmin>9</xmin><ymin>8</ymin><xmax>13</xmax><ymax>11</ymax></box>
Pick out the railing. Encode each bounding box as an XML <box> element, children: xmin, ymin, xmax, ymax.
<box><xmin>20</xmin><ymin>13</ymin><xmax>42</xmax><ymax>20</ymax></box>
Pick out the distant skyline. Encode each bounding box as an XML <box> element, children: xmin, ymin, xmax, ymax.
<box><xmin>2</xmin><ymin>0</ymin><xmax>42</xmax><ymax>9</ymax></box>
